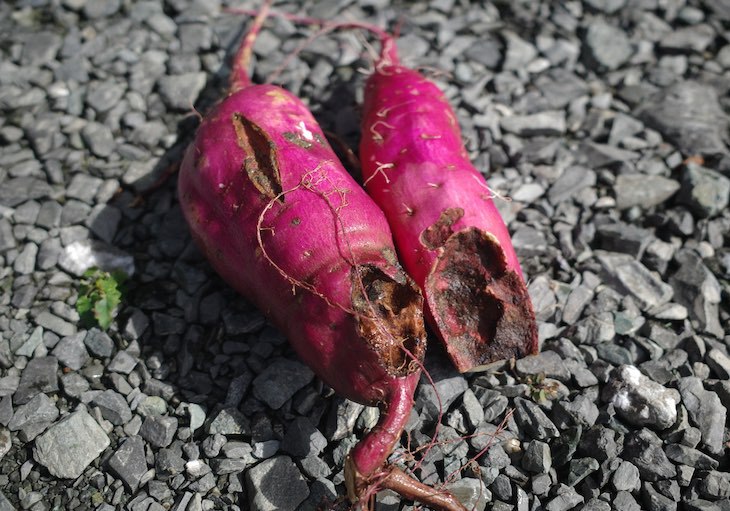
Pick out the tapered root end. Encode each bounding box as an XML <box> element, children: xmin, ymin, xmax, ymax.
<box><xmin>346</xmin><ymin>462</ymin><xmax>468</xmax><ymax>511</ymax></box>
<box><xmin>426</xmin><ymin>228</ymin><xmax>539</xmax><ymax>372</ymax></box>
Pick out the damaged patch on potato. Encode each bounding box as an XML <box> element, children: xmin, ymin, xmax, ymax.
<box><xmin>351</xmin><ymin>265</ymin><xmax>425</xmax><ymax>376</ymax></box>
<box><xmin>425</xmin><ymin>228</ymin><xmax>538</xmax><ymax>372</ymax></box>
<box><xmin>283</xmin><ymin>131</ymin><xmax>313</xmax><ymax>149</ymax></box>
<box><xmin>420</xmin><ymin>207</ymin><xmax>464</xmax><ymax>250</ymax></box>
<box><xmin>232</xmin><ymin>113</ymin><xmax>282</xmax><ymax>200</ymax></box>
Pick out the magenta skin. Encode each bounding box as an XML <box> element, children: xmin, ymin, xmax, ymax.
<box><xmin>360</xmin><ymin>59</ymin><xmax>538</xmax><ymax>372</ymax></box>
<box><xmin>360</xmin><ymin>66</ymin><xmax>522</xmax><ymax>282</ymax></box>
<box><xmin>178</xmin><ymin>84</ymin><xmax>422</xmax><ymax>407</ymax></box>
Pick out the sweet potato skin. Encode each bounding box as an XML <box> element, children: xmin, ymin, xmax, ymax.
<box><xmin>179</xmin><ymin>84</ymin><xmax>425</xmax><ymax>404</ymax></box>
<box><xmin>360</xmin><ymin>64</ymin><xmax>538</xmax><ymax>372</ymax></box>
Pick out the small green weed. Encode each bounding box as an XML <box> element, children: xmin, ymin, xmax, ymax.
<box><xmin>76</xmin><ymin>268</ymin><xmax>127</xmax><ymax>330</ymax></box>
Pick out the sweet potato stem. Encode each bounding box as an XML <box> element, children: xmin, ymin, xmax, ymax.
<box><xmin>229</xmin><ymin>0</ymin><xmax>274</xmax><ymax>92</ymax></box>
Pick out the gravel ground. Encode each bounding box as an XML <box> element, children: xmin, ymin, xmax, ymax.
<box><xmin>1</xmin><ymin>0</ymin><xmax>729</xmax><ymax>510</ymax></box>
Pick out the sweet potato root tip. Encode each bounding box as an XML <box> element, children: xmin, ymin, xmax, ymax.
<box><xmin>231</xmin><ymin>113</ymin><xmax>282</xmax><ymax>199</ymax></box>
<box><xmin>352</xmin><ymin>266</ymin><xmax>425</xmax><ymax>376</ymax></box>
<box><xmin>379</xmin><ymin>467</ymin><xmax>468</xmax><ymax>511</ymax></box>
<box><xmin>426</xmin><ymin>228</ymin><xmax>538</xmax><ymax>372</ymax></box>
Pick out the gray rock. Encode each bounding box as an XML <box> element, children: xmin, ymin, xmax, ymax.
<box><xmin>567</xmin><ymin>457</ymin><xmax>599</xmax><ymax>486</ymax></box>
<box><xmin>84</xmin><ymin>0</ymin><xmax>121</xmax><ymax>19</ymax></box>
<box><xmin>562</xmin><ymin>285</ymin><xmax>594</xmax><ymax>324</ymax></box>
<box><xmin>155</xmin><ymin>447</ymin><xmax>185</xmax><ymax>478</ymax></box>
<box><xmin>698</xmin><ymin>471</ymin><xmax>730</xmax><ymax>499</ymax></box>
<box><xmin>416</xmin><ymin>357</ymin><xmax>468</xmax><ymax>421</ymax></box>
<box><xmin>85</xmin><ymin>204</ymin><xmax>121</xmax><ymax>244</ymax></box>
<box><xmin>245</xmin><ymin>456</ymin><xmax>309</xmax><ymax>511</ymax></box>
<box><xmin>522</xmin><ymin>440</ymin><xmax>551</xmax><ymax>473</ymax></box>
<box><xmin>614</xmin><ymin>174</ymin><xmax>680</xmax><ymax>209</ymax></box>
<box><xmin>659</xmin><ymin>24</ymin><xmax>715</xmax><ymax>53</ymax></box>
<box><xmin>459</xmin><ymin>389</ymin><xmax>484</xmax><ymax>430</ymax></box>
<box><xmin>545</xmin><ymin>484</ymin><xmax>584</xmax><ymax>511</ymax></box>
<box><xmin>253</xmin><ymin>440</ymin><xmax>280</xmax><ymax>459</ymax></box>
<box><xmin>548</xmin><ymin>166</ymin><xmax>596</xmax><ymax>205</ymax></box>
<box><xmin>81</xmin><ymin>122</ymin><xmax>115</xmax><ymax>158</ymax></box>
<box><xmin>107</xmin><ymin>436</ymin><xmax>148</xmax><ymax>491</ymax></box>
<box><xmin>51</xmin><ymin>332</ymin><xmax>89</xmax><ymax>371</ymax></box>
<box><xmin>603</xmin><ymin>365</ymin><xmax>679</xmax><ymax>429</ymax></box>
<box><xmin>676</xmin><ymin>164</ymin><xmax>730</xmax><ymax>219</ymax></box>
<box><xmin>139</xmin><ymin>415</ymin><xmax>178</xmax><ymax>448</ymax></box>
<box><xmin>8</xmin><ymin>393</ymin><xmax>59</xmax><ymax>441</ymax></box>
<box><xmin>596</xmin><ymin>222</ymin><xmax>652</xmax><ymax>259</ymax></box>
<box><xmin>280</xmin><ymin>417</ymin><xmax>327</xmax><ymax>459</ymax></box>
<box><xmin>34</xmin><ymin>311</ymin><xmax>76</xmax><ymax>338</ymax></box>
<box><xmin>553</xmin><ymin>394</ymin><xmax>599</xmax><ymax>428</ymax></box>
<box><xmin>502</xmin><ymin>30</ymin><xmax>538</xmax><ymax>71</ymax></box>
<box><xmin>60</xmin><ymin>372</ymin><xmax>89</xmax><ymax>399</ymax></box>
<box><xmin>84</xmin><ymin>329</ymin><xmax>114</xmax><ymax>358</ymax></box>
<box><xmin>21</xmin><ymin>31</ymin><xmax>61</xmax><ymax>65</ymax></box>
<box><xmin>136</xmin><ymin>396</ymin><xmax>167</xmax><ymax>417</ymax></box>
<box><xmin>210</xmin><ymin>458</ymin><xmax>250</xmax><ymax>475</ymax></box>
<box><xmin>474</xmin><ymin>388</ymin><xmax>508</xmax><ymax>423</ymax></box>
<box><xmin>614</xmin><ymin>491</ymin><xmax>641</xmax><ymax>511</ymax></box>
<box><xmin>578</xmin><ymin>425</ymin><xmax>620</xmax><ymax>462</ymax></box>
<box><xmin>14</xmin><ymin>243</ymin><xmax>37</xmax><ymax>275</ymax></box>
<box><xmin>14</xmin><ymin>326</ymin><xmax>42</xmax><ymax>359</ymax></box>
<box><xmin>0</xmin><ymin>218</ymin><xmax>16</xmax><ymax>252</ymax></box>
<box><xmin>91</xmin><ymin>390</ymin><xmax>132</xmax><ymax>425</ymax></box>
<box><xmin>85</xmin><ymin>81</ymin><xmax>125</xmax><ymax>114</ymax></box>
<box><xmin>638</xmin><ymin>81</ymin><xmax>729</xmax><ymax>158</ymax></box>
<box><xmin>0</xmin><ymin>177</ymin><xmax>53</xmax><ymax>208</ymax></box>
<box><xmin>33</xmin><ymin>409</ymin><xmax>109</xmax><ymax>479</ymax></box>
<box><xmin>514</xmin><ymin>397</ymin><xmax>560</xmax><ymax>440</ymax></box>
<box><xmin>664</xmin><ymin>443</ymin><xmax>719</xmax><ymax>470</ymax></box>
<box><xmin>579</xmin><ymin>142</ymin><xmax>639</xmax><ymax>168</ymax></box>
<box><xmin>622</xmin><ymin>429</ymin><xmax>676</xmax><ymax>481</ymax></box>
<box><xmin>612</xmin><ymin>460</ymin><xmax>641</xmax><ymax>492</ymax></box>
<box><xmin>707</xmin><ymin>349</ymin><xmax>730</xmax><ymax>379</ymax></box>
<box><xmin>642</xmin><ymin>482</ymin><xmax>677</xmax><ymax>511</ymax></box>
<box><xmin>187</xmin><ymin>403</ymin><xmax>206</xmax><ymax>433</ymax></box>
<box><xmin>515</xmin><ymin>351</ymin><xmax>571</xmax><ymax>382</ymax></box>
<box><xmin>252</xmin><ymin>359</ymin><xmax>314</xmax><ymax>410</ymax></box>
<box><xmin>299</xmin><ymin>477</ymin><xmax>338</xmax><ymax>511</ymax></box>
<box><xmin>511</xmin><ymin>225</ymin><xmax>548</xmax><ymax>257</ymax></box>
<box><xmin>222</xmin><ymin>441</ymin><xmax>253</xmax><ymax>459</ymax></box>
<box><xmin>596</xmin><ymin>251</ymin><xmax>673</xmax><ymax>311</ymax></box>
<box><xmin>158</xmin><ymin>73</ymin><xmax>207</xmax><ymax>110</ymax></box>
<box><xmin>14</xmin><ymin>356</ymin><xmax>59</xmax><ymax>405</ymax></box>
<box><xmin>491</xmin><ymin>473</ymin><xmax>513</xmax><ymax>501</ymax></box>
<box><xmin>583</xmin><ymin>20</ymin><xmax>633</xmax><ymax>69</ymax></box>
<box><xmin>501</xmin><ymin>111</ymin><xmax>566</xmax><ymax>137</ymax></box>
<box><xmin>108</xmin><ymin>350</ymin><xmax>138</xmax><ymax>374</ymax></box>
<box><xmin>201</xmin><ymin>433</ymin><xmax>227</xmax><ymax>458</ymax></box>
<box><xmin>677</xmin><ymin>377</ymin><xmax>726</xmax><ymax>455</ymax></box>
<box><xmin>669</xmin><ymin>250</ymin><xmax>723</xmax><ymax>338</ymax></box>
<box><xmin>207</xmin><ymin>407</ymin><xmax>249</xmax><ymax>435</ymax></box>
<box><xmin>464</xmin><ymin>34</ymin><xmax>503</xmax><ymax>69</ymax></box>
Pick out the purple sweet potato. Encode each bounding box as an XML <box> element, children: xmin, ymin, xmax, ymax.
<box><xmin>177</xmin><ymin>5</ymin><xmax>465</xmax><ymax>510</ymax></box>
<box><xmin>358</xmin><ymin>33</ymin><xmax>539</xmax><ymax>372</ymax></box>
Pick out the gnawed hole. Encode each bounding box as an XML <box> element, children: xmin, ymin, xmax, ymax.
<box><xmin>231</xmin><ymin>113</ymin><xmax>282</xmax><ymax>200</ymax></box>
<box><xmin>420</xmin><ymin>207</ymin><xmax>464</xmax><ymax>250</ymax></box>
<box><xmin>427</xmin><ymin>228</ymin><xmax>537</xmax><ymax>372</ymax></box>
<box><xmin>352</xmin><ymin>265</ymin><xmax>425</xmax><ymax>376</ymax></box>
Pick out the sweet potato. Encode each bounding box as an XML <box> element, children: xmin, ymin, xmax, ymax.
<box><xmin>177</xmin><ymin>5</ymin><xmax>465</xmax><ymax>510</ymax></box>
<box><xmin>358</xmin><ymin>33</ymin><xmax>539</xmax><ymax>372</ymax></box>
